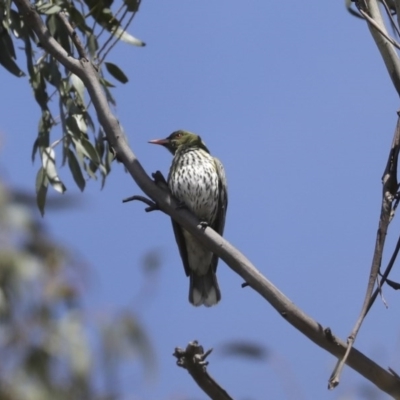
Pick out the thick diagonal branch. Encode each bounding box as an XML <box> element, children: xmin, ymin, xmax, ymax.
<box><xmin>12</xmin><ymin>0</ymin><xmax>400</xmax><ymax>397</ymax></box>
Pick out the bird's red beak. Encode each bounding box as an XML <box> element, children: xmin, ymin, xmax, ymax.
<box><xmin>148</xmin><ymin>139</ymin><xmax>169</xmax><ymax>145</ymax></box>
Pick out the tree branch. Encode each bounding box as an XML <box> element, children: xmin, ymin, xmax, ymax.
<box><xmin>12</xmin><ymin>0</ymin><xmax>400</xmax><ymax>397</ymax></box>
<box><xmin>329</xmin><ymin>1</ymin><xmax>400</xmax><ymax>388</ymax></box>
<box><xmin>173</xmin><ymin>341</ymin><xmax>234</xmax><ymax>400</ymax></box>
<box><xmin>364</xmin><ymin>0</ymin><xmax>400</xmax><ymax>96</ymax></box>
<box><xmin>329</xmin><ymin>116</ymin><xmax>399</xmax><ymax>389</ymax></box>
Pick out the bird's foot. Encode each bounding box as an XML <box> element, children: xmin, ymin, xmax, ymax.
<box><xmin>176</xmin><ymin>200</ymin><xmax>188</xmax><ymax>210</ymax></box>
<box><xmin>122</xmin><ymin>195</ymin><xmax>159</xmax><ymax>212</ymax></box>
<box><xmin>198</xmin><ymin>221</ymin><xmax>208</xmax><ymax>230</ymax></box>
<box><xmin>152</xmin><ymin>171</ymin><xmax>168</xmax><ymax>187</ymax></box>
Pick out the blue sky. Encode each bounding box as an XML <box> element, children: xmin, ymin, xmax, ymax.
<box><xmin>1</xmin><ymin>1</ymin><xmax>400</xmax><ymax>399</ymax></box>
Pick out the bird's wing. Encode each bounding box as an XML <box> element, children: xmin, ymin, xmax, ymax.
<box><xmin>211</xmin><ymin>157</ymin><xmax>228</xmax><ymax>272</ymax></box>
<box><xmin>171</xmin><ymin>219</ymin><xmax>191</xmax><ymax>277</ymax></box>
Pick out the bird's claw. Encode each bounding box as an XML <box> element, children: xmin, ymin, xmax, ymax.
<box><xmin>176</xmin><ymin>200</ymin><xmax>187</xmax><ymax>210</ymax></box>
<box><xmin>152</xmin><ymin>170</ymin><xmax>168</xmax><ymax>186</ymax></box>
<box><xmin>199</xmin><ymin>221</ymin><xmax>208</xmax><ymax>230</ymax></box>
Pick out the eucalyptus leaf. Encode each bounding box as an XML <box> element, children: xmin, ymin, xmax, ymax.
<box><xmin>67</xmin><ymin>6</ymin><xmax>89</xmax><ymax>32</ymax></box>
<box><xmin>67</xmin><ymin>149</ymin><xmax>86</xmax><ymax>192</ymax></box>
<box><xmin>111</xmin><ymin>26</ymin><xmax>145</xmax><ymax>46</ymax></box>
<box><xmin>66</xmin><ymin>115</ymin><xmax>83</xmax><ymax>138</ymax></box>
<box><xmin>42</xmin><ymin>4</ymin><xmax>62</xmax><ymax>15</ymax></box>
<box><xmin>71</xmin><ymin>136</ymin><xmax>100</xmax><ymax>165</ymax></box>
<box><xmin>71</xmin><ymin>74</ymin><xmax>85</xmax><ymax>103</ymax></box>
<box><xmin>124</xmin><ymin>0</ymin><xmax>140</xmax><ymax>12</ymax></box>
<box><xmin>41</xmin><ymin>147</ymin><xmax>67</xmax><ymax>194</ymax></box>
<box><xmin>8</xmin><ymin>9</ymin><xmax>25</xmax><ymax>39</ymax></box>
<box><xmin>35</xmin><ymin>167</ymin><xmax>48</xmax><ymax>216</ymax></box>
<box><xmin>105</xmin><ymin>62</ymin><xmax>128</xmax><ymax>84</ymax></box>
<box><xmin>87</xmin><ymin>33</ymin><xmax>98</xmax><ymax>58</ymax></box>
<box><xmin>0</xmin><ymin>30</ymin><xmax>25</xmax><ymax>77</ymax></box>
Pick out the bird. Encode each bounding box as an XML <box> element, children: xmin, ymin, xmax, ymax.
<box><xmin>149</xmin><ymin>130</ymin><xmax>228</xmax><ymax>307</ymax></box>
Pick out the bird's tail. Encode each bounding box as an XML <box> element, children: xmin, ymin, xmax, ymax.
<box><xmin>189</xmin><ymin>269</ymin><xmax>221</xmax><ymax>307</ymax></box>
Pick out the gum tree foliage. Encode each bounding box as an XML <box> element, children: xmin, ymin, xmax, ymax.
<box><xmin>0</xmin><ymin>0</ymin><xmax>144</xmax><ymax>215</ymax></box>
<box><xmin>0</xmin><ymin>1</ymin><xmax>156</xmax><ymax>398</ymax></box>
<box><xmin>0</xmin><ymin>182</ymin><xmax>155</xmax><ymax>400</ymax></box>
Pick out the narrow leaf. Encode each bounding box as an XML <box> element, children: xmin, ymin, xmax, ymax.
<box><xmin>42</xmin><ymin>147</ymin><xmax>67</xmax><ymax>193</ymax></box>
<box><xmin>0</xmin><ymin>30</ymin><xmax>25</xmax><ymax>77</ymax></box>
<box><xmin>71</xmin><ymin>137</ymin><xmax>101</xmax><ymax>165</ymax></box>
<box><xmin>71</xmin><ymin>74</ymin><xmax>85</xmax><ymax>103</ymax></box>
<box><xmin>87</xmin><ymin>33</ymin><xmax>98</xmax><ymax>58</ymax></box>
<box><xmin>105</xmin><ymin>62</ymin><xmax>128</xmax><ymax>84</ymax></box>
<box><xmin>68</xmin><ymin>149</ymin><xmax>86</xmax><ymax>191</ymax></box>
<box><xmin>124</xmin><ymin>0</ymin><xmax>140</xmax><ymax>12</ymax></box>
<box><xmin>111</xmin><ymin>27</ymin><xmax>145</xmax><ymax>46</ymax></box>
<box><xmin>35</xmin><ymin>167</ymin><xmax>48</xmax><ymax>216</ymax></box>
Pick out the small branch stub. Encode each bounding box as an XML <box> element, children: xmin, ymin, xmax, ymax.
<box><xmin>173</xmin><ymin>341</ymin><xmax>234</xmax><ymax>400</ymax></box>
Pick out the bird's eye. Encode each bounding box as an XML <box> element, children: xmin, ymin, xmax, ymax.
<box><xmin>175</xmin><ymin>133</ymin><xmax>182</xmax><ymax>138</ymax></box>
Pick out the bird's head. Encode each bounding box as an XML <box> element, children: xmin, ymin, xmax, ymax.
<box><xmin>149</xmin><ymin>130</ymin><xmax>209</xmax><ymax>155</ymax></box>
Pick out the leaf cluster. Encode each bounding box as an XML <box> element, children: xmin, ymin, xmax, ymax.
<box><xmin>0</xmin><ymin>0</ymin><xmax>143</xmax><ymax>214</ymax></box>
<box><xmin>0</xmin><ymin>180</ymin><xmax>155</xmax><ymax>400</ymax></box>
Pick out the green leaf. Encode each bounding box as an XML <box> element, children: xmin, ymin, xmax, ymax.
<box><xmin>0</xmin><ymin>30</ymin><xmax>25</xmax><ymax>77</ymax></box>
<box><xmin>105</xmin><ymin>62</ymin><xmax>128</xmax><ymax>84</ymax></box>
<box><xmin>67</xmin><ymin>6</ymin><xmax>90</xmax><ymax>33</ymax></box>
<box><xmin>87</xmin><ymin>33</ymin><xmax>98</xmax><ymax>58</ymax></box>
<box><xmin>83</xmin><ymin>161</ymin><xmax>97</xmax><ymax>180</ymax></box>
<box><xmin>30</xmin><ymin>67</ymin><xmax>49</xmax><ymax>111</ymax></box>
<box><xmin>8</xmin><ymin>9</ymin><xmax>25</xmax><ymax>39</ymax></box>
<box><xmin>41</xmin><ymin>58</ymin><xmax>62</xmax><ymax>87</ymax></box>
<box><xmin>42</xmin><ymin>147</ymin><xmax>67</xmax><ymax>194</ymax></box>
<box><xmin>111</xmin><ymin>27</ymin><xmax>145</xmax><ymax>46</ymax></box>
<box><xmin>32</xmin><ymin>138</ymin><xmax>40</xmax><ymax>163</ymax></box>
<box><xmin>70</xmin><ymin>74</ymin><xmax>85</xmax><ymax>104</ymax></box>
<box><xmin>35</xmin><ymin>167</ymin><xmax>48</xmax><ymax>216</ymax></box>
<box><xmin>71</xmin><ymin>136</ymin><xmax>101</xmax><ymax>165</ymax></box>
<box><xmin>124</xmin><ymin>0</ymin><xmax>140</xmax><ymax>12</ymax></box>
<box><xmin>65</xmin><ymin>98</ymin><xmax>83</xmax><ymax>115</ymax></box>
<box><xmin>84</xmin><ymin>112</ymin><xmax>95</xmax><ymax>132</ymax></box>
<box><xmin>67</xmin><ymin>149</ymin><xmax>86</xmax><ymax>191</ymax></box>
<box><xmin>40</xmin><ymin>4</ymin><xmax>62</xmax><ymax>15</ymax></box>
<box><xmin>33</xmin><ymin>111</ymin><xmax>52</xmax><ymax>162</ymax></box>
<box><xmin>83</xmin><ymin>1</ymin><xmax>118</xmax><ymax>33</ymax></box>
<box><xmin>81</xmin><ymin>138</ymin><xmax>101</xmax><ymax>165</ymax></box>
<box><xmin>219</xmin><ymin>341</ymin><xmax>269</xmax><ymax>361</ymax></box>
<box><xmin>66</xmin><ymin>115</ymin><xmax>83</xmax><ymax>138</ymax></box>
<box><xmin>46</xmin><ymin>15</ymin><xmax>71</xmax><ymax>55</ymax></box>
<box><xmin>99</xmin><ymin>77</ymin><xmax>115</xmax><ymax>88</ymax></box>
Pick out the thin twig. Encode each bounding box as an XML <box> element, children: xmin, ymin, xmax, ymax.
<box><xmin>381</xmin><ymin>0</ymin><xmax>400</xmax><ymax>38</ymax></box>
<box><xmin>98</xmin><ymin>9</ymin><xmax>136</xmax><ymax>65</ymax></box>
<box><xmin>122</xmin><ymin>195</ymin><xmax>159</xmax><ymax>212</ymax></box>
<box><xmin>97</xmin><ymin>6</ymin><xmax>129</xmax><ymax>61</ymax></box>
<box><xmin>329</xmin><ymin>116</ymin><xmax>400</xmax><ymax>389</ymax></box>
<box><xmin>58</xmin><ymin>11</ymin><xmax>88</xmax><ymax>60</ymax></box>
<box><xmin>359</xmin><ymin>9</ymin><xmax>400</xmax><ymax>50</ymax></box>
<box><xmin>364</xmin><ymin>0</ymin><xmax>400</xmax><ymax>98</ymax></box>
<box><xmin>173</xmin><ymin>341</ymin><xmax>234</xmax><ymax>400</ymax></box>
<box><xmin>94</xmin><ymin>2</ymin><xmax>126</xmax><ymax>45</ymax></box>
<box><xmin>366</xmin><ymin>232</ymin><xmax>400</xmax><ymax>314</ymax></box>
